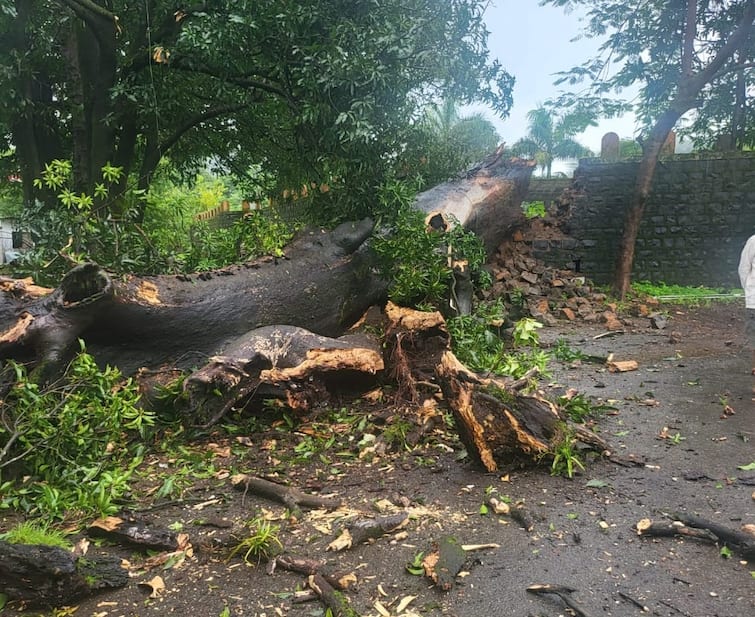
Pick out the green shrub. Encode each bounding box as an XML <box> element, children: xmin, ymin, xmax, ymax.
<box><xmin>371</xmin><ymin>179</ymin><xmax>490</xmax><ymax>308</ymax></box>
<box><xmin>0</xmin><ymin>343</ymin><xmax>154</xmax><ymax>520</ymax></box>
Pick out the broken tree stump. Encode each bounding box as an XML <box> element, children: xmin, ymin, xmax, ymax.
<box><xmin>436</xmin><ymin>350</ymin><xmax>610</xmax><ymax>471</ymax></box>
<box><xmin>383</xmin><ymin>302</ymin><xmax>610</xmax><ymax>472</ymax></box>
<box><xmin>181</xmin><ymin>324</ymin><xmax>383</xmax><ymax>426</ymax></box>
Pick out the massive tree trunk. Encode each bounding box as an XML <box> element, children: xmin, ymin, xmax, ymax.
<box><xmin>0</xmin><ymin>155</ymin><xmax>534</xmax><ymax>379</ymax></box>
<box><xmin>0</xmin><ymin>218</ymin><xmax>382</xmax><ymax>378</ymax></box>
<box><xmin>413</xmin><ymin>148</ymin><xmax>533</xmax><ymax>253</ymax></box>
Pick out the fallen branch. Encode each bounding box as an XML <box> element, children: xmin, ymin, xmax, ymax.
<box><xmin>637</xmin><ymin>513</ymin><xmax>755</xmax><ymax>560</ymax></box>
<box><xmin>308</xmin><ymin>573</ymin><xmax>359</xmax><ymax>617</ymax></box>
<box><xmin>231</xmin><ymin>474</ymin><xmax>342</xmax><ymax>516</ymax></box>
<box><xmin>87</xmin><ymin>516</ymin><xmax>184</xmax><ymax>552</ymax></box>
<box><xmin>328</xmin><ymin>512</ymin><xmax>409</xmax><ymax>551</ymax></box>
<box><xmin>268</xmin><ymin>554</ymin><xmax>352</xmax><ymax>592</ymax></box>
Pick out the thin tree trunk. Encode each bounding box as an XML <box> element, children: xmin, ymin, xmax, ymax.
<box><xmin>612</xmin><ymin>111</ymin><xmax>680</xmax><ymax>298</ymax></box>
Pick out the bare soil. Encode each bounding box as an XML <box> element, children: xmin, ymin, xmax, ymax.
<box><xmin>3</xmin><ymin>302</ymin><xmax>754</xmax><ymax>617</ymax></box>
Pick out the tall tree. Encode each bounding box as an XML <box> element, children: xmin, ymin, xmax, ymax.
<box><xmin>544</xmin><ymin>0</ymin><xmax>755</xmax><ymax>297</ymax></box>
<box><xmin>0</xmin><ymin>0</ymin><xmax>513</xmax><ymax>221</ymax></box>
<box><xmin>510</xmin><ymin>105</ymin><xmax>593</xmax><ymax>177</ymax></box>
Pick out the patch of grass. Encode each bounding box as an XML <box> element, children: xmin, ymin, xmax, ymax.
<box><xmin>228</xmin><ymin>517</ymin><xmax>283</xmax><ymax>564</ymax></box>
<box><xmin>548</xmin><ymin>425</ymin><xmax>585</xmax><ymax>479</ymax></box>
<box><xmin>631</xmin><ymin>281</ymin><xmax>742</xmax><ymax>305</ymax></box>
<box><xmin>0</xmin><ymin>520</ymin><xmax>71</xmax><ymax>548</ymax></box>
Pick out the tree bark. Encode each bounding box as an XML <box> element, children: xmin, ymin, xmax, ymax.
<box><xmin>0</xmin><ymin>540</ymin><xmax>129</xmax><ymax>607</ymax></box>
<box><xmin>0</xmin><ymin>218</ymin><xmax>383</xmax><ymax>377</ymax></box>
<box><xmin>0</xmin><ymin>156</ymin><xmax>534</xmax><ymax>378</ymax></box>
<box><xmin>413</xmin><ymin>149</ymin><xmax>534</xmax><ymax>253</ymax></box>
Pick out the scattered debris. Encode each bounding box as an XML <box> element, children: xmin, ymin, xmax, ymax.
<box><xmin>422</xmin><ymin>536</ymin><xmax>467</xmax><ymax>591</ymax></box>
<box><xmin>636</xmin><ymin>513</ymin><xmax>755</xmax><ymax>561</ymax></box>
<box><xmin>327</xmin><ymin>512</ymin><xmax>409</xmax><ymax>551</ymax></box>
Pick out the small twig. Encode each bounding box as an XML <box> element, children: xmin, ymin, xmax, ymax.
<box><xmin>658</xmin><ymin>598</ymin><xmax>694</xmax><ymax>617</ymax></box>
<box><xmin>593</xmin><ymin>330</ymin><xmax>624</xmax><ymax>340</ymax></box>
<box><xmin>618</xmin><ymin>590</ymin><xmax>650</xmax><ymax>612</ymax></box>
<box><xmin>527</xmin><ymin>583</ymin><xmax>593</xmax><ymax>617</ymax></box>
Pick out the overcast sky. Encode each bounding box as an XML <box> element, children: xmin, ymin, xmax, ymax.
<box><xmin>468</xmin><ymin>0</ymin><xmax>639</xmax><ymax>153</ymax></box>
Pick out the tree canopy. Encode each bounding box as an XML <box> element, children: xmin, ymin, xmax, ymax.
<box><xmin>0</xmin><ymin>0</ymin><xmax>513</xmax><ymax>221</ymax></box>
<box><xmin>545</xmin><ymin>0</ymin><xmax>755</xmax><ymax>148</ymax></box>
<box><xmin>543</xmin><ymin>0</ymin><xmax>755</xmax><ymax>297</ymax></box>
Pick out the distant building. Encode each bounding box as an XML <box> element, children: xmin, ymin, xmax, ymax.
<box><xmin>0</xmin><ymin>217</ymin><xmax>27</xmax><ymax>264</ymax></box>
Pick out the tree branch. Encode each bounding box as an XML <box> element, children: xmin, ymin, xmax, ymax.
<box><xmin>58</xmin><ymin>0</ymin><xmax>114</xmax><ymax>22</ymax></box>
<box><xmin>678</xmin><ymin>2</ymin><xmax>755</xmax><ymax>104</ymax></box>
<box><xmin>159</xmin><ymin>102</ymin><xmax>248</xmax><ymax>154</ymax></box>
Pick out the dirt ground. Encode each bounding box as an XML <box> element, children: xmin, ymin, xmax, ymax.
<box><xmin>3</xmin><ymin>302</ymin><xmax>754</xmax><ymax>617</ymax></box>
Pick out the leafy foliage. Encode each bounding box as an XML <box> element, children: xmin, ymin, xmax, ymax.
<box><xmin>371</xmin><ymin>180</ymin><xmax>491</xmax><ymax>308</ymax></box>
<box><xmin>0</xmin><ymin>344</ymin><xmax>153</xmax><ymax>519</ymax></box>
<box><xmin>3</xmin><ymin>1</ymin><xmax>513</xmax><ymax>222</ymax></box>
<box><xmin>447</xmin><ymin>311</ymin><xmax>550</xmax><ymax>380</ymax></box>
<box><xmin>11</xmin><ymin>160</ymin><xmax>295</xmax><ymax>284</ymax></box>
<box><xmin>399</xmin><ymin>100</ymin><xmax>501</xmax><ymax>187</ymax></box>
<box><xmin>543</xmin><ymin>1</ymin><xmax>755</xmax><ymax>148</ymax></box>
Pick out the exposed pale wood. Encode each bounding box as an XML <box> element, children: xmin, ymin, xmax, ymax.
<box><xmin>414</xmin><ymin>150</ymin><xmax>535</xmax><ymax>253</ymax></box>
<box><xmin>182</xmin><ymin>324</ymin><xmax>383</xmax><ymax>426</ymax></box>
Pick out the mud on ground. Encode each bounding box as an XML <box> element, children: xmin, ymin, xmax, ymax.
<box><xmin>3</xmin><ymin>302</ymin><xmax>754</xmax><ymax>617</ymax></box>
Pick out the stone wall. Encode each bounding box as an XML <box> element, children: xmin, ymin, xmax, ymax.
<box><xmin>528</xmin><ymin>152</ymin><xmax>755</xmax><ymax>288</ymax></box>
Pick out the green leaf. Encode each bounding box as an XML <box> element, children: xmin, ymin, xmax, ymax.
<box><xmin>737</xmin><ymin>462</ymin><xmax>755</xmax><ymax>471</ymax></box>
<box><xmin>585</xmin><ymin>479</ymin><xmax>610</xmax><ymax>488</ymax></box>
<box><xmin>719</xmin><ymin>546</ymin><xmax>732</xmax><ymax>559</ymax></box>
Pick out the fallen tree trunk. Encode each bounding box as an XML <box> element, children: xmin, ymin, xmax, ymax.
<box><xmin>414</xmin><ymin>149</ymin><xmax>534</xmax><ymax>253</ymax></box>
<box><xmin>0</xmin><ymin>540</ymin><xmax>129</xmax><ymax>607</ymax></box>
<box><xmin>0</xmin><ymin>156</ymin><xmax>534</xmax><ymax>378</ymax></box>
<box><xmin>0</xmin><ymin>219</ymin><xmax>383</xmax><ymax>377</ymax></box>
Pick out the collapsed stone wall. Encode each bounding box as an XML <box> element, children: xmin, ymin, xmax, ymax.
<box><xmin>526</xmin><ymin>153</ymin><xmax>755</xmax><ymax>288</ymax></box>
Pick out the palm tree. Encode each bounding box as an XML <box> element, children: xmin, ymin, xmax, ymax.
<box><xmin>407</xmin><ymin>100</ymin><xmax>500</xmax><ymax>185</ymax></box>
<box><xmin>511</xmin><ymin>106</ymin><xmax>594</xmax><ymax>177</ymax></box>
